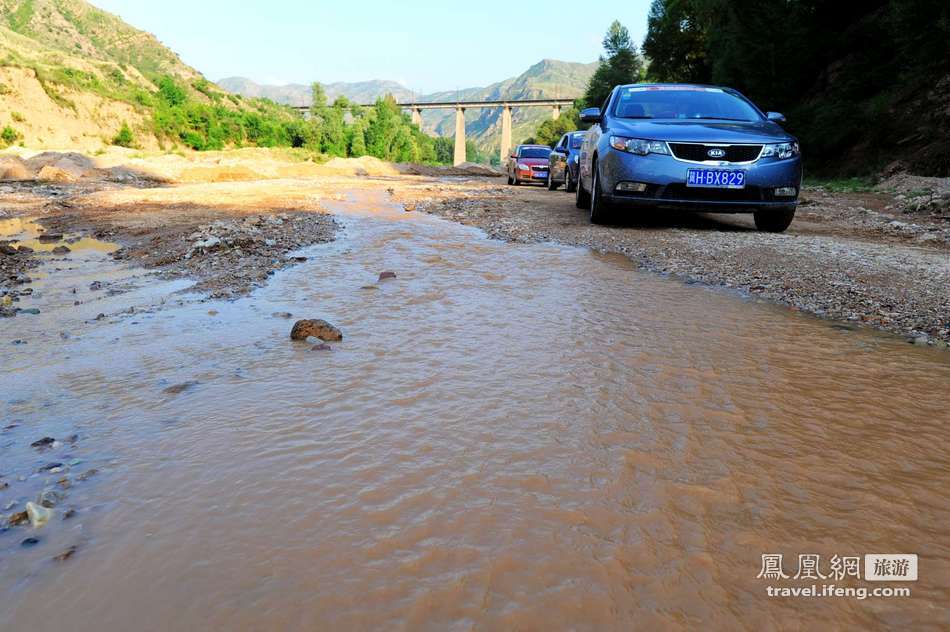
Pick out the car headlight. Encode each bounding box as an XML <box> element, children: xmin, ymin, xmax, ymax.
<box><xmin>760</xmin><ymin>142</ymin><xmax>799</xmax><ymax>159</ymax></box>
<box><xmin>609</xmin><ymin>136</ymin><xmax>669</xmax><ymax>156</ymax></box>
<box><xmin>517</xmin><ymin>163</ymin><xmax>530</xmax><ymax>170</ymax></box>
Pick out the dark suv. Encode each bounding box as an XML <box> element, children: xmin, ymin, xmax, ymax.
<box><xmin>506</xmin><ymin>144</ymin><xmax>551</xmax><ymax>185</ymax></box>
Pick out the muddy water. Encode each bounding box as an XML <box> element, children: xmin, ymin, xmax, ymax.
<box><xmin>1</xmin><ymin>191</ymin><xmax>949</xmax><ymax>630</ymax></box>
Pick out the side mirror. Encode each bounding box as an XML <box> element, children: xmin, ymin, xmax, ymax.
<box><xmin>767</xmin><ymin>112</ymin><xmax>787</xmax><ymax>124</ymax></box>
<box><xmin>510</xmin><ymin>153</ymin><xmax>517</xmax><ymax>159</ymax></box>
<box><xmin>580</xmin><ymin>107</ymin><xmax>601</xmax><ymax>123</ymax></box>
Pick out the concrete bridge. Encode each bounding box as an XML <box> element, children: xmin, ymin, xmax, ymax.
<box><xmin>292</xmin><ymin>98</ymin><xmax>576</xmax><ymax>165</ymax></box>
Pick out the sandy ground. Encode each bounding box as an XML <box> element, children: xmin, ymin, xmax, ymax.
<box><xmin>1</xmin><ymin>149</ymin><xmax>948</xmax><ymax>344</ymax></box>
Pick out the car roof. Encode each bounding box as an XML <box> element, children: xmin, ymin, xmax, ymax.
<box><xmin>518</xmin><ymin>144</ymin><xmax>550</xmax><ymax>148</ymax></box>
<box><xmin>616</xmin><ymin>82</ymin><xmax>733</xmax><ymax>91</ymax></box>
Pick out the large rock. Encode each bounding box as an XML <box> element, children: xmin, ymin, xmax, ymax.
<box><xmin>290</xmin><ymin>319</ymin><xmax>342</xmax><ymax>342</ymax></box>
<box><xmin>37</xmin><ymin>165</ymin><xmax>78</xmax><ymax>183</ymax></box>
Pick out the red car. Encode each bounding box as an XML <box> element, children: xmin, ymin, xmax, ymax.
<box><xmin>506</xmin><ymin>144</ymin><xmax>552</xmax><ymax>185</ymax></box>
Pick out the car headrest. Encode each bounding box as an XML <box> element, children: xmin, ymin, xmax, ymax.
<box><xmin>619</xmin><ymin>102</ymin><xmax>645</xmax><ymax>117</ymax></box>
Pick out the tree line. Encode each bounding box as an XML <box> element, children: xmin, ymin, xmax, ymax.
<box><xmin>531</xmin><ymin>4</ymin><xmax>950</xmax><ymax>175</ymax></box>
<box><xmin>146</xmin><ymin>77</ymin><xmax>470</xmax><ymax>164</ymax></box>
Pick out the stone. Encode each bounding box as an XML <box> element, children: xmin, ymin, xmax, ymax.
<box><xmin>0</xmin><ymin>243</ymin><xmax>17</xmax><ymax>256</ymax></box>
<box><xmin>311</xmin><ymin>343</ymin><xmax>332</xmax><ymax>352</ymax></box>
<box><xmin>290</xmin><ymin>319</ymin><xmax>342</xmax><ymax>342</ymax></box>
<box><xmin>21</xmin><ymin>537</ymin><xmax>40</xmax><ymax>548</ymax></box>
<box><xmin>38</xmin><ymin>488</ymin><xmax>63</xmax><ymax>508</ymax></box>
<box><xmin>19</xmin><ymin>308</ymin><xmax>39</xmax><ymax>315</ymax></box>
<box><xmin>30</xmin><ymin>436</ymin><xmax>55</xmax><ymax>449</ymax></box>
<box><xmin>89</xmin><ymin>281</ymin><xmax>102</xmax><ymax>291</ymax></box>
<box><xmin>26</xmin><ymin>502</ymin><xmax>52</xmax><ymax>528</ymax></box>
<box><xmin>76</xmin><ymin>469</ymin><xmax>98</xmax><ymax>481</ymax></box>
<box><xmin>272</xmin><ymin>311</ymin><xmax>293</xmax><ymax>319</ymax></box>
<box><xmin>54</xmin><ymin>545</ymin><xmax>78</xmax><ymax>561</ymax></box>
<box><xmin>163</xmin><ymin>381</ymin><xmax>199</xmax><ymax>395</ymax></box>
<box><xmin>37</xmin><ymin>232</ymin><xmax>64</xmax><ymax>243</ymax></box>
<box><xmin>8</xmin><ymin>511</ymin><xmax>28</xmax><ymax>527</ymax></box>
<box><xmin>378</xmin><ymin>271</ymin><xmax>397</xmax><ymax>281</ymax></box>
<box><xmin>38</xmin><ymin>462</ymin><xmax>62</xmax><ymax>472</ymax></box>
<box><xmin>51</xmin><ymin>245</ymin><xmax>71</xmax><ymax>255</ymax></box>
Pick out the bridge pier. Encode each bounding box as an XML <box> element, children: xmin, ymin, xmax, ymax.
<box><xmin>552</xmin><ymin>105</ymin><xmax>561</xmax><ymax>120</ymax></box>
<box><xmin>499</xmin><ymin>105</ymin><xmax>512</xmax><ymax>164</ymax></box>
<box><xmin>411</xmin><ymin>108</ymin><xmax>423</xmax><ymax>128</ymax></box>
<box><xmin>454</xmin><ymin>107</ymin><xmax>466</xmax><ymax>166</ymax></box>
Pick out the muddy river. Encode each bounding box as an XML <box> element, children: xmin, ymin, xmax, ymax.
<box><xmin>2</xmin><ymin>191</ymin><xmax>948</xmax><ymax>630</ymax></box>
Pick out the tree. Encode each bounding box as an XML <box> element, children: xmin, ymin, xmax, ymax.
<box><xmin>642</xmin><ymin>0</ymin><xmax>711</xmax><ymax>83</ymax></box>
<box><xmin>535</xmin><ymin>108</ymin><xmax>582</xmax><ymax>146</ymax></box>
<box><xmin>310</xmin><ymin>83</ymin><xmax>327</xmax><ymax>112</ymax></box>
<box><xmin>583</xmin><ymin>21</ymin><xmax>644</xmax><ymax>107</ymax></box>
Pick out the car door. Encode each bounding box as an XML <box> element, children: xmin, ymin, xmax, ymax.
<box><xmin>552</xmin><ymin>135</ymin><xmax>568</xmax><ymax>180</ymax></box>
<box><xmin>580</xmin><ymin>91</ymin><xmax>613</xmax><ymax>189</ymax></box>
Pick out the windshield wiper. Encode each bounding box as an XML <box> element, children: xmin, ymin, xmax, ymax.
<box><xmin>690</xmin><ymin>116</ymin><xmax>752</xmax><ymax>122</ymax></box>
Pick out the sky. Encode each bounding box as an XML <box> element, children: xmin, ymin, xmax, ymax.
<box><xmin>90</xmin><ymin>0</ymin><xmax>651</xmax><ymax>94</ymax></box>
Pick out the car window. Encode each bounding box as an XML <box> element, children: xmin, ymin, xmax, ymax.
<box><xmin>613</xmin><ymin>86</ymin><xmax>762</xmax><ymax>121</ymax></box>
<box><xmin>557</xmin><ymin>135</ymin><xmax>567</xmax><ymax>150</ymax></box>
<box><xmin>570</xmin><ymin>134</ymin><xmax>585</xmax><ymax>149</ymax></box>
<box><xmin>519</xmin><ymin>147</ymin><xmax>551</xmax><ymax>159</ymax></box>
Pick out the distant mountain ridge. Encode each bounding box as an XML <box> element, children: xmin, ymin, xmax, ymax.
<box><xmin>220</xmin><ymin>59</ymin><xmax>598</xmax><ymax>154</ymax></box>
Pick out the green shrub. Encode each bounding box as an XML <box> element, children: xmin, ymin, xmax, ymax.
<box><xmin>112</xmin><ymin>122</ymin><xmax>135</xmax><ymax>147</ymax></box>
<box><xmin>1</xmin><ymin>126</ymin><xmax>21</xmax><ymax>146</ymax></box>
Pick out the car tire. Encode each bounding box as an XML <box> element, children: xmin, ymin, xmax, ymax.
<box><xmin>566</xmin><ymin>169</ymin><xmax>577</xmax><ymax>193</ymax></box>
<box><xmin>575</xmin><ymin>171</ymin><xmax>591</xmax><ymax>209</ymax></box>
<box><xmin>547</xmin><ymin>171</ymin><xmax>558</xmax><ymax>191</ymax></box>
<box><xmin>589</xmin><ymin>165</ymin><xmax>613</xmax><ymax>225</ymax></box>
<box><xmin>507</xmin><ymin>174</ymin><xmax>513</xmax><ymax>185</ymax></box>
<box><xmin>754</xmin><ymin>207</ymin><xmax>796</xmax><ymax>232</ymax></box>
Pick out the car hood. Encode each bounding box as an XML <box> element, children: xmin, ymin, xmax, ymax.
<box><xmin>517</xmin><ymin>158</ymin><xmax>549</xmax><ymax>166</ymax></box>
<box><xmin>609</xmin><ymin>119</ymin><xmax>794</xmax><ymax>144</ymax></box>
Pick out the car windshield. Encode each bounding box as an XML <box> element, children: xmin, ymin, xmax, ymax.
<box><xmin>613</xmin><ymin>86</ymin><xmax>762</xmax><ymax>122</ymax></box>
<box><xmin>519</xmin><ymin>147</ymin><xmax>551</xmax><ymax>159</ymax></box>
<box><xmin>570</xmin><ymin>134</ymin><xmax>585</xmax><ymax>149</ymax></box>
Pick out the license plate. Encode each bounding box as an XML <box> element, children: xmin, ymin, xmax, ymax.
<box><xmin>686</xmin><ymin>169</ymin><xmax>745</xmax><ymax>189</ymax></box>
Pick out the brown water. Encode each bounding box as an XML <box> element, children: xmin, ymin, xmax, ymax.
<box><xmin>2</xmin><ymin>191</ymin><xmax>949</xmax><ymax>630</ymax></box>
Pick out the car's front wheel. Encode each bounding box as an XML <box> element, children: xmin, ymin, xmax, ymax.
<box><xmin>565</xmin><ymin>169</ymin><xmax>577</xmax><ymax>193</ymax></box>
<box><xmin>507</xmin><ymin>173</ymin><xmax>513</xmax><ymax>185</ymax></box>
<box><xmin>547</xmin><ymin>170</ymin><xmax>558</xmax><ymax>191</ymax></box>
<box><xmin>589</xmin><ymin>165</ymin><xmax>613</xmax><ymax>225</ymax></box>
<box><xmin>754</xmin><ymin>207</ymin><xmax>796</xmax><ymax>232</ymax></box>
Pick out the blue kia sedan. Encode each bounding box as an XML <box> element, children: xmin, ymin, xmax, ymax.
<box><xmin>575</xmin><ymin>84</ymin><xmax>802</xmax><ymax>231</ymax></box>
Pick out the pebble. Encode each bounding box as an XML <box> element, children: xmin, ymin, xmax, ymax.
<box><xmin>378</xmin><ymin>271</ymin><xmax>397</xmax><ymax>281</ymax></box>
<box><xmin>21</xmin><ymin>537</ymin><xmax>40</xmax><ymax>548</ymax></box>
<box><xmin>31</xmin><ymin>436</ymin><xmax>56</xmax><ymax>449</ymax></box>
<box><xmin>163</xmin><ymin>381</ymin><xmax>199</xmax><ymax>395</ymax></box>
<box><xmin>54</xmin><ymin>545</ymin><xmax>78</xmax><ymax>562</ymax></box>
<box><xmin>51</xmin><ymin>245</ymin><xmax>71</xmax><ymax>255</ymax></box>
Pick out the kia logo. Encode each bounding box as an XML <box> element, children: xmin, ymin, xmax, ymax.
<box><xmin>707</xmin><ymin>148</ymin><xmax>726</xmax><ymax>158</ymax></box>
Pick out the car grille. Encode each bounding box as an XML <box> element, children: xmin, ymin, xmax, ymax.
<box><xmin>661</xmin><ymin>184</ymin><xmax>768</xmax><ymax>202</ymax></box>
<box><xmin>668</xmin><ymin>143</ymin><xmax>763</xmax><ymax>163</ymax></box>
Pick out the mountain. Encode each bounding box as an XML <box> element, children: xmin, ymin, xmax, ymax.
<box><xmin>0</xmin><ymin>0</ymin><xmax>279</xmax><ymax>150</ymax></box>
<box><xmin>222</xmin><ymin>59</ymin><xmax>599</xmax><ymax>155</ymax></box>
<box><xmin>217</xmin><ymin>77</ymin><xmax>416</xmax><ymax>107</ymax></box>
